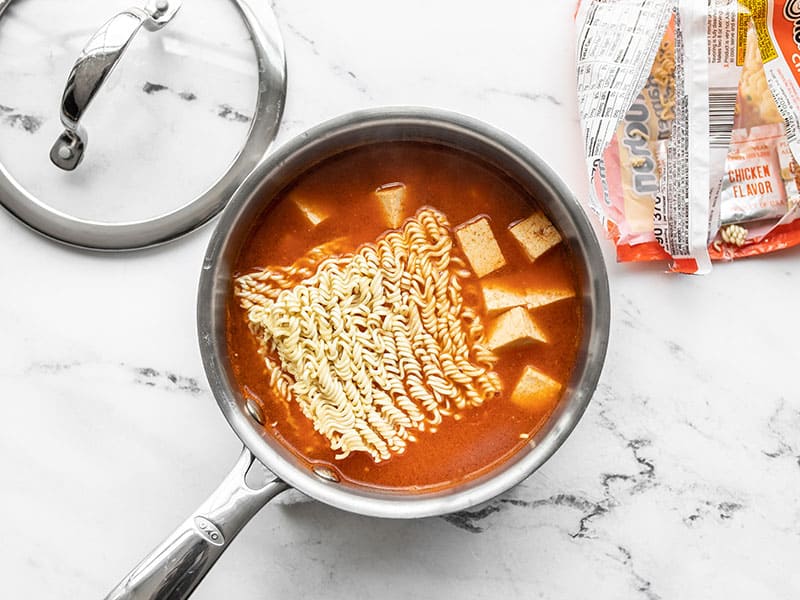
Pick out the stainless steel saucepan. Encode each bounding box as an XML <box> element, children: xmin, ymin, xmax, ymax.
<box><xmin>105</xmin><ymin>107</ymin><xmax>611</xmax><ymax>600</ymax></box>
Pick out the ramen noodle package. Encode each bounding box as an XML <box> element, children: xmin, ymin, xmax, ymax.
<box><xmin>576</xmin><ymin>0</ymin><xmax>800</xmax><ymax>273</ymax></box>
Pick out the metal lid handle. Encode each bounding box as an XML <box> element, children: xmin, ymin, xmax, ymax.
<box><xmin>50</xmin><ymin>0</ymin><xmax>182</xmax><ymax>171</ymax></box>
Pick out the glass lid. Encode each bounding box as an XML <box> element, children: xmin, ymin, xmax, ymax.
<box><xmin>0</xmin><ymin>0</ymin><xmax>285</xmax><ymax>250</ymax></box>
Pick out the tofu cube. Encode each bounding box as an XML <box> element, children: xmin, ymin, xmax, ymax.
<box><xmin>486</xmin><ymin>306</ymin><xmax>547</xmax><ymax>351</ymax></box>
<box><xmin>525</xmin><ymin>288</ymin><xmax>576</xmax><ymax>309</ymax></box>
<box><xmin>509</xmin><ymin>211</ymin><xmax>562</xmax><ymax>261</ymax></box>
<box><xmin>482</xmin><ymin>281</ymin><xmax>575</xmax><ymax>315</ymax></box>
<box><xmin>510</xmin><ymin>366</ymin><xmax>562</xmax><ymax>410</ymax></box>
<box><xmin>292</xmin><ymin>195</ymin><xmax>329</xmax><ymax>227</ymax></box>
<box><xmin>482</xmin><ymin>283</ymin><xmax>528</xmax><ymax>316</ymax></box>
<box><xmin>375</xmin><ymin>182</ymin><xmax>408</xmax><ymax>229</ymax></box>
<box><xmin>455</xmin><ymin>217</ymin><xmax>507</xmax><ymax>278</ymax></box>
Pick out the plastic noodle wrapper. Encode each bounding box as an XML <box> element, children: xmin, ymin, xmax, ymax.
<box><xmin>575</xmin><ymin>0</ymin><xmax>800</xmax><ymax>273</ymax></box>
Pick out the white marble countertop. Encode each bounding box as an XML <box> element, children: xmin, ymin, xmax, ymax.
<box><xmin>1</xmin><ymin>1</ymin><xmax>799</xmax><ymax>598</ymax></box>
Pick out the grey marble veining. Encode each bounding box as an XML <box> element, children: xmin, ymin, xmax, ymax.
<box><xmin>0</xmin><ymin>1</ymin><xmax>798</xmax><ymax>599</ymax></box>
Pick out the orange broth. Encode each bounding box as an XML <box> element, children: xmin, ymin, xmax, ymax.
<box><xmin>226</xmin><ymin>142</ymin><xmax>582</xmax><ymax>492</ymax></box>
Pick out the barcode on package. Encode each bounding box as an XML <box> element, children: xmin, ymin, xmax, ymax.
<box><xmin>709</xmin><ymin>87</ymin><xmax>737</xmax><ymax>148</ymax></box>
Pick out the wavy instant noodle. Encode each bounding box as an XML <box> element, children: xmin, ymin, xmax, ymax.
<box><xmin>235</xmin><ymin>207</ymin><xmax>501</xmax><ymax>463</ymax></box>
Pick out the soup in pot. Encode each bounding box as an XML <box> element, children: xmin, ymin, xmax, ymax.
<box><xmin>226</xmin><ymin>142</ymin><xmax>582</xmax><ymax>491</ymax></box>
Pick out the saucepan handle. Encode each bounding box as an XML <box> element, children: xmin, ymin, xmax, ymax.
<box><xmin>104</xmin><ymin>447</ymin><xmax>289</xmax><ymax>600</ymax></box>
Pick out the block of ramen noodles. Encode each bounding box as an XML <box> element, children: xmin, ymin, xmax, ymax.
<box><xmin>292</xmin><ymin>194</ymin><xmax>329</xmax><ymax>226</ymax></box>
<box><xmin>454</xmin><ymin>216</ymin><xmax>507</xmax><ymax>277</ymax></box>
<box><xmin>508</xmin><ymin>211</ymin><xmax>562</xmax><ymax>261</ymax></box>
<box><xmin>236</xmin><ymin>208</ymin><xmax>501</xmax><ymax>463</ymax></box>
<box><xmin>374</xmin><ymin>182</ymin><xmax>408</xmax><ymax>228</ymax></box>
<box><xmin>482</xmin><ymin>281</ymin><xmax>576</xmax><ymax>316</ymax></box>
<box><xmin>486</xmin><ymin>306</ymin><xmax>547</xmax><ymax>351</ymax></box>
<box><xmin>510</xmin><ymin>366</ymin><xmax>562</xmax><ymax>410</ymax></box>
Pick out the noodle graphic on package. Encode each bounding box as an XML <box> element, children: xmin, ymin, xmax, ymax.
<box><xmin>235</xmin><ymin>208</ymin><xmax>501</xmax><ymax>463</ymax></box>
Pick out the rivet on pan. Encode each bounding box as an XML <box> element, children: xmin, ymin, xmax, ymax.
<box><xmin>57</xmin><ymin>145</ymin><xmax>74</xmax><ymax>161</ymax></box>
<box><xmin>153</xmin><ymin>0</ymin><xmax>169</xmax><ymax>15</ymax></box>
<box><xmin>312</xmin><ymin>465</ymin><xmax>340</xmax><ymax>483</ymax></box>
<box><xmin>245</xmin><ymin>398</ymin><xmax>265</xmax><ymax>426</ymax></box>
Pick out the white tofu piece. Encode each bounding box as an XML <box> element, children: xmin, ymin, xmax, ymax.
<box><xmin>482</xmin><ymin>283</ymin><xmax>528</xmax><ymax>316</ymax></box>
<box><xmin>509</xmin><ymin>211</ymin><xmax>562</xmax><ymax>261</ymax></box>
<box><xmin>510</xmin><ymin>366</ymin><xmax>562</xmax><ymax>410</ymax></box>
<box><xmin>375</xmin><ymin>182</ymin><xmax>408</xmax><ymax>229</ymax></box>
<box><xmin>486</xmin><ymin>306</ymin><xmax>547</xmax><ymax>351</ymax></box>
<box><xmin>482</xmin><ymin>281</ymin><xmax>575</xmax><ymax>315</ymax></box>
<box><xmin>292</xmin><ymin>196</ymin><xmax>329</xmax><ymax>227</ymax></box>
<box><xmin>455</xmin><ymin>217</ymin><xmax>507</xmax><ymax>278</ymax></box>
<box><xmin>525</xmin><ymin>288</ymin><xmax>576</xmax><ymax>309</ymax></box>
